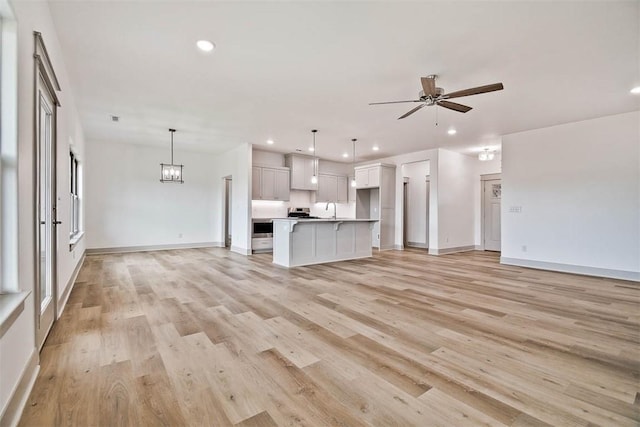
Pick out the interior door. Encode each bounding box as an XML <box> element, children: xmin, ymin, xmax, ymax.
<box><xmin>35</xmin><ymin>75</ymin><xmax>58</xmax><ymax>350</ymax></box>
<box><xmin>483</xmin><ymin>179</ymin><xmax>502</xmax><ymax>251</ymax></box>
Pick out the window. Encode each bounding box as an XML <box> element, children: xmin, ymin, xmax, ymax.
<box><xmin>69</xmin><ymin>150</ymin><xmax>81</xmax><ymax>241</ymax></box>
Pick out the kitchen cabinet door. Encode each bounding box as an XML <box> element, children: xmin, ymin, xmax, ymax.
<box><xmin>368</xmin><ymin>167</ymin><xmax>380</xmax><ymax>188</ymax></box>
<box><xmin>261</xmin><ymin>167</ymin><xmax>277</xmax><ymax>200</ymax></box>
<box><xmin>355</xmin><ymin>168</ymin><xmax>369</xmax><ymax>188</ymax></box>
<box><xmin>275</xmin><ymin>169</ymin><xmax>290</xmax><ymax>201</ymax></box>
<box><xmin>317</xmin><ymin>174</ymin><xmax>337</xmax><ymax>202</ymax></box>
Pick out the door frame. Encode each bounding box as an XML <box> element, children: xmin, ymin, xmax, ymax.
<box><xmin>33</xmin><ymin>31</ymin><xmax>61</xmax><ymax>350</ymax></box>
<box><xmin>222</xmin><ymin>175</ymin><xmax>232</xmax><ymax>248</ymax></box>
<box><xmin>480</xmin><ymin>173</ymin><xmax>501</xmax><ymax>251</ymax></box>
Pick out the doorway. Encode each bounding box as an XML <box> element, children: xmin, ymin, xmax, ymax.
<box><xmin>35</xmin><ymin>68</ymin><xmax>59</xmax><ymax>350</ymax></box>
<box><xmin>401</xmin><ymin>164</ymin><xmax>430</xmax><ymax>251</ymax></box>
<box><xmin>482</xmin><ymin>177</ymin><xmax>502</xmax><ymax>251</ymax></box>
<box><xmin>223</xmin><ymin>177</ymin><xmax>232</xmax><ymax>248</ymax></box>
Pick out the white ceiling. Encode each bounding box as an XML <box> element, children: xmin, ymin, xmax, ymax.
<box><xmin>48</xmin><ymin>1</ymin><xmax>639</xmax><ymax>162</ymax></box>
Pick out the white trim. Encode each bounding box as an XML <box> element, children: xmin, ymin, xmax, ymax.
<box><xmin>57</xmin><ymin>250</ymin><xmax>84</xmax><ymax>318</ymax></box>
<box><xmin>394</xmin><ymin>244</ymin><xmax>404</xmax><ymax>250</ymax></box>
<box><xmin>406</xmin><ymin>241</ymin><xmax>428</xmax><ymax>249</ymax></box>
<box><xmin>86</xmin><ymin>242</ymin><xmax>222</xmax><ymax>255</ymax></box>
<box><xmin>231</xmin><ymin>245</ymin><xmax>251</xmax><ymax>256</ymax></box>
<box><xmin>428</xmin><ymin>245</ymin><xmax>476</xmax><ymax>255</ymax></box>
<box><xmin>0</xmin><ymin>347</ymin><xmax>39</xmax><ymax>427</ymax></box>
<box><xmin>68</xmin><ymin>230</ymin><xmax>84</xmax><ymax>251</ymax></box>
<box><xmin>480</xmin><ymin>173</ymin><xmax>502</xmax><ymax>181</ymax></box>
<box><xmin>0</xmin><ymin>290</ymin><xmax>29</xmax><ymax>338</ymax></box>
<box><xmin>500</xmin><ymin>257</ymin><xmax>640</xmax><ymax>282</ymax></box>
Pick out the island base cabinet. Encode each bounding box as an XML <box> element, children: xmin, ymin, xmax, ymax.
<box><xmin>272</xmin><ymin>219</ymin><xmax>376</xmax><ymax>268</ymax></box>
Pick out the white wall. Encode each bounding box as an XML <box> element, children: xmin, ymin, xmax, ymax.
<box><xmin>401</xmin><ymin>161</ymin><xmax>430</xmax><ymax>246</ymax></box>
<box><xmin>86</xmin><ymin>140</ymin><xmax>219</xmax><ymax>248</ymax></box>
<box><xmin>502</xmin><ymin>111</ymin><xmax>640</xmax><ymax>280</ymax></box>
<box><xmin>85</xmin><ymin>141</ymin><xmax>253</xmax><ymax>255</ymax></box>
<box><xmin>2</xmin><ymin>0</ymin><xmax>86</xmax><ymax>424</ymax></box>
<box><xmin>436</xmin><ymin>149</ymin><xmax>476</xmax><ymax>250</ymax></box>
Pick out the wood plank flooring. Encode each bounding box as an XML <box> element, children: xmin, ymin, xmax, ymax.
<box><xmin>19</xmin><ymin>248</ymin><xmax>640</xmax><ymax>426</ymax></box>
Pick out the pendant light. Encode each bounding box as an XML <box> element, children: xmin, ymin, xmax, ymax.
<box><xmin>350</xmin><ymin>138</ymin><xmax>357</xmax><ymax>187</ymax></box>
<box><xmin>160</xmin><ymin>129</ymin><xmax>184</xmax><ymax>183</ymax></box>
<box><xmin>310</xmin><ymin>129</ymin><xmax>318</xmax><ymax>185</ymax></box>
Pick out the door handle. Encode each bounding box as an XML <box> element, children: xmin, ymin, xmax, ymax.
<box><xmin>53</xmin><ymin>220</ymin><xmax>62</xmax><ymax>225</ymax></box>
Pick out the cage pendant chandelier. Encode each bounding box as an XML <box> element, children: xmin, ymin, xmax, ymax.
<box><xmin>160</xmin><ymin>128</ymin><xmax>184</xmax><ymax>183</ymax></box>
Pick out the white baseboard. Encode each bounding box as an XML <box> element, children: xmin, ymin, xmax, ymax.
<box><xmin>429</xmin><ymin>245</ymin><xmax>475</xmax><ymax>255</ymax></box>
<box><xmin>57</xmin><ymin>250</ymin><xmax>85</xmax><ymax>319</ymax></box>
<box><xmin>406</xmin><ymin>241</ymin><xmax>428</xmax><ymax>249</ymax></box>
<box><xmin>474</xmin><ymin>245</ymin><xmax>483</xmax><ymax>250</ymax></box>
<box><xmin>501</xmin><ymin>257</ymin><xmax>640</xmax><ymax>282</ymax></box>
<box><xmin>0</xmin><ymin>348</ymin><xmax>39</xmax><ymax>427</ymax></box>
<box><xmin>394</xmin><ymin>244</ymin><xmax>404</xmax><ymax>250</ymax></box>
<box><xmin>86</xmin><ymin>242</ymin><xmax>223</xmax><ymax>255</ymax></box>
<box><xmin>231</xmin><ymin>246</ymin><xmax>251</xmax><ymax>256</ymax></box>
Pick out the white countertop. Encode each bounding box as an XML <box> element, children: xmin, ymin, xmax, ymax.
<box><xmin>272</xmin><ymin>218</ymin><xmax>378</xmax><ymax>222</ymax></box>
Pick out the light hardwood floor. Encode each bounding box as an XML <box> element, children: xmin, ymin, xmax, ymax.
<box><xmin>19</xmin><ymin>249</ymin><xmax>640</xmax><ymax>426</ymax></box>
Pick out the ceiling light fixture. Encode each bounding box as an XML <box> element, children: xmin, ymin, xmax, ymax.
<box><xmin>308</xmin><ymin>147</ymin><xmax>315</xmax><ymax>152</ymax></box>
<box><xmin>266</xmin><ymin>139</ymin><xmax>274</xmax><ymax>145</ymax></box>
<box><xmin>342</xmin><ymin>153</ymin><xmax>349</xmax><ymax>158</ymax></box>
<box><xmin>372</xmin><ymin>146</ymin><xmax>379</xmax><ymax>151</ymax></box>
<box><xmin>448</xmin><ymin>129</ymin><xmax>457</xmax><ymax>135</ymax></box>
<box><xmin>160</xmin><ymin>129</ymin><xmax>184</xmax><ymax>183</ymax></box>
<box><xmin>196</xmin><ymin>40</ymin><xmax>215</xmax><ymax>52</ymax></box>
<box><xmin>630</xmin><ymin>86</ymin><xmax>640</xmax><ymax>94</ymax></box>
<box><xmin>351</xmin><ymin>138</ymin><xmax>357</xmax><ymax>187</ymax></box>
<box><xmin>478</xmin><ymin>148</ymin><xmax>495</xmax><ymax>162</ymax></box>
<box><xmin>310</xmin><ymin>130</ymin><xmax>318</xmax><ymax>185</ymax></box>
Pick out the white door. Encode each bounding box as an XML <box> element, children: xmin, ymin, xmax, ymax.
<box><xmin>36</xmin><ymin>76</ymin><xmax>58</xmax><ymax>350</ymax></box>
<box><xmin>483</xmin><ymin>179</ymin><xmax>501</xmax><ymax>251</ymax></box>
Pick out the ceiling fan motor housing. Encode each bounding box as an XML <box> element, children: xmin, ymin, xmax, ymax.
<box><xmin>419</xmin><ymin>87</ymin><xmax>445</xmax><ymax>100</ymax></box>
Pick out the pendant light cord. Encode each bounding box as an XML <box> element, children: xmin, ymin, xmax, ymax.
<box><xmin>312</xmin><ymin>129</ymin><xmax>318</xmax><ymax>176</ymax></box>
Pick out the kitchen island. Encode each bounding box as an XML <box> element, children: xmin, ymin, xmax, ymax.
<box><xmin>272</xmin><ymin>218</ymin><xmax>378</xmax><ymax>268</ymax></box>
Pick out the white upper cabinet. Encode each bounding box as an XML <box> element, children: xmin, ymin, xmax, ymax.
<box><xmin>355</xmin><ymin>165</ymin><xmax>381</xmax><ymax>189</ymax></box>
<box><xmin>316</xmin><ymin>173</ymin><xmax>349</xmax><ymax>203</ymax></box>
<box><xmin>252</xmin><ymin>165</ymin><xmax>290</xmax><ymax>201</ymax></box>
<box><xmin>285</xmin><ymin>154</ymin><xmax>318</xmax><ymax>190</ymax></box>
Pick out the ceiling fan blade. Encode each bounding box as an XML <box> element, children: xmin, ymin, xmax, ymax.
<box><xmin>420</xmin><ymin>76</ymin><xmax>437</xmax><ymax>97</ymax></box>
<box><xmin>369</xmin><ymin>100</ymin><xmax>422</xmax><ymax>105</ymax></box>
<box><xmin>398</xmin><ymin>103</ymin><xmax>427</xmax><ymax>119</ymax></box>
<box><xmin>438</xmin><ymin>100</ymin><xmax>472</xmax><ymax>113</ymax></box>
<box><xmin>444</xmin><ymin>83</ymin><xmax>504</xmax><ymax>99</ymax></box>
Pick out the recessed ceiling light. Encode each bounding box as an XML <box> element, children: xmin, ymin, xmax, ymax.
<box><xmin>266</xmin><ymin>139</ymin><xmax>274</xmax><ymax>145</ymax></box>
<box><xmin>372</xmin><ymin>146</ymin><xmax>379</xmax><ymax>151</ymax></box>
<box><xmin>342</xmin><ymin>153</ymin><xmax>349</xmax><ymax>158</ymax></box>
<box><xmin>308</xmin><ymin>147</ymin><xmax>315</xmax><ymax>152</ymax></box>
<box><xmin>448</xmin><ymin>129</ymin><xmax>457</xmax><ymax>135</ymax></box>
<box><xmin>631</xmin><ymin>86</ymin><xmax>640</xmax><ymax>94</ymax></box>
<box><xmin>110</xmin><ymin>115</ymin><xmax>119</xmax><ymax>122</ymax></box>
<box><xmin>196</xmin><ymin>40</ymin><xmax>215</xmax><ymax>52</ymax></box>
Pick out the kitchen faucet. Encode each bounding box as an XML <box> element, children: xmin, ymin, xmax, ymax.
<box><xmin>325</xmin><ymin>202</ymin><xmax>337</xmax><ymax>219</ymax></box>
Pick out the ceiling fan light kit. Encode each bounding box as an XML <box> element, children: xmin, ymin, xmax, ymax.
<box><xmin>478</xmin><ymin>148</ymin><xmax>496</xmax><ymax>161</ymax></box>
<box><xmin>370</xmin><ymin>74</ymin><xmax>504</xmax><ymax>120</ymax></box>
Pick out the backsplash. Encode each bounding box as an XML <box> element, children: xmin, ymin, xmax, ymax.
<box><xmin>252</xmin><ymin>190</ymin><xmax>355</xmax><ymax>219</ymax></box>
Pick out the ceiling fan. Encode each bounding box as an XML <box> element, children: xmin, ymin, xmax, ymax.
<box><xmin>370</xmin><ymin>75</ymin><xmax>504</xmax><ymax>119</ymax></box>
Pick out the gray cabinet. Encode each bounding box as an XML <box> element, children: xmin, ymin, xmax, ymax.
<box><xmin>285</xmin><ymin>154</ymin><xmax>318</xmax><ymax>190</ymax></box>
<box><xmin>316</xmin><ymin>173</ymin><xmax>348</xmax><ymax>203</ymax></box>
<box><xmin>355</xmin><ymin>163</ymin><xmax>396</xmax><ymax>250</ymax></box>
<box><xmin>252</xmin><ymin>165</ymin><xmax>290</xmax><ymax>201</ymax></box>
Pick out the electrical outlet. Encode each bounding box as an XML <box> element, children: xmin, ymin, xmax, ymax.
<box><xmin>522</xmin><ymin>245</ymin><xmax>527</xmax><ymax>252</ymax></box>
